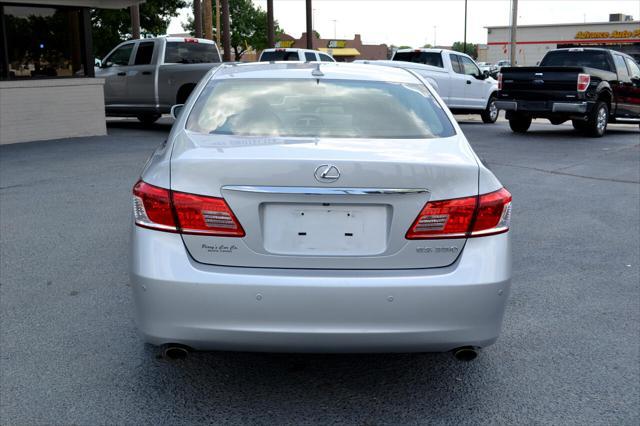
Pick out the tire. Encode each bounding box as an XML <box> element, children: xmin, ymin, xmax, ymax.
<box><xmin>481</xmin><ymin>95</ymin><xmax>499</xmax><ymax>124</ymax></box>
<box><xmin>584</xmin><ymin>101</ymin><xmax>608</xmax><ymax>137</ymax></box>
<box><xmin>508</xmin><ymin>115</ymin><xmax>532</xmax><ymax>133</ymax></box>
<box><xmin>136</xmin><ymin>113</ymin><xmax>161</xmax><ymax>126</ymax></box>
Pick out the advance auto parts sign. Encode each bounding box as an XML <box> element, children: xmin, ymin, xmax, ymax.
<box><xmin>575</xmin><ymin>29</ymin><xmax>640</xmax><ymax>39</ymax></box>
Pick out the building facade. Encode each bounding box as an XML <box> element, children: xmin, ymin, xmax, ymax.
<box><xmin>0</xmin><ymin>0</ymin><xmax>140</xmax><ymax>144</ymax></box>
<box><xmin>485</xmin><ymin>16</ymin><xmax>640</xmax><ymax>66</ymax></box>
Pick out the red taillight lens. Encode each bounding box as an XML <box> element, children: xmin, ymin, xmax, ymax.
<box><xmin>471</xmin><ymin>188</ymin><xmax>512</xmax><ymax>236</ymax></box>
<box><xmin>132</xmin><ymin>180</ymin><xmax>244</xmax><ymax>237</ymax></box>
<box><xmin>172</xmin><ymin>191</ymin><xmax>245</xmax><ymax>237</ymax></box>
<box><xmin>406</xmin><ymin>188</ymin><xmax>512</xmax><ymax>240</ymax></box>
<box><xmin>577</xmin><ymin>73</ymin><xmax>590</xmax><ymax>92</ymax></box>
<box><xmin>133</xmin><ymin>181</ymin><xmax>177</xmax><ymax>232</ymax></box>
<box><xmin>497</xmin><ymin>72</ymin><xmax>503</xmax><ymax>90</ymax></box>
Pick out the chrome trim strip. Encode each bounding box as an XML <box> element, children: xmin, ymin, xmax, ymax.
<box><xmin>222</xmin><ymin>186</ymin><xmax>429</xmax><ymax>196</ymax></box>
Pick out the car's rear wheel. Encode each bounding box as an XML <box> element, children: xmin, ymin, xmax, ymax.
<box><xmin>136</xmin><ymin>113</ymin><xmax>161</xmax><ymax>126</ymax></box>
<box><xmin>508</xmin><ymin>114</ymin><xmax>532</xmax><ymax>133</ymax></box>
<box><xmin>584</xmin><ymin>101</ymin><xmax>608</xmax><ymax>137</ymax></box>
<box><xmin>481</xmin><ymin>95</ymin><xmax>499</xmax><ymax>124</ymax></box>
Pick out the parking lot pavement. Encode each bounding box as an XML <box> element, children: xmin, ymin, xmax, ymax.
<box><xmin>1</xmin><ymin>118</ymin><xmax>638</xmax><ymax>425</ymax></box>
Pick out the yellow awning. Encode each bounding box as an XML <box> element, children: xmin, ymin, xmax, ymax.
<box><xmin>319</xmin><ymin>48</ymin><xmax>360</xmax><ymax>57</ymax></box>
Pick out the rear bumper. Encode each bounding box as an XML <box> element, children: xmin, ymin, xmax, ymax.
<box><xmin>130</xmin><ymin>226</ymin><xmax>512</xmax><ymax>353</ymax></box>
<box><xmin>496</xmin><ymin>100</ymin><xmax>590</xmax><ymax>114</ymax></box>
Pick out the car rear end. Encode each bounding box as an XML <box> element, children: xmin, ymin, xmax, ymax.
<box><xmin>130</xmin><ymin>63</ymin><xmax>512</xmax><ymax>354</ymax></box>
<box><xmin>496</xmin><ymin>49</ymin><xmax>615</xmax><ymax>120</ymax></box>
<box><xmin>259</xmin><ymin>48</ymin><xmax>303</xmax><ymax>61</ymax></box>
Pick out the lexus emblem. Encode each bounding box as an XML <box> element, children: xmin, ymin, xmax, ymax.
<box><xmin>314</xmin><ymin>164</ymin><xmax>340</xmax><ymax>183</ymax></box>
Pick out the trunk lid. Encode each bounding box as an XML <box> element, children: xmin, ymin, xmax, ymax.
<box><xmin>170</xmin><ymin>131</ymin><xmax>479</xmax><ymax>269</ymax></box>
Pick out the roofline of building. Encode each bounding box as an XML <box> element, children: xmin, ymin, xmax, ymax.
<box><xmin>5</xmin><ymin>0</ymin><xmax>144</xmax><ymax>8</ymax></box>
<box><xmin>485</xmin><ymin>20</ymin><xmax>639</xmax><ymax>30</ymax></box>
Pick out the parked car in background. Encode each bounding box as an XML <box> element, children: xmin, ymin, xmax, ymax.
<box><xmin>96</xmin><ymin>37</ymin><xmax>221</xmax><ymax>125</ymax></box>
<box><xmin>356</xmin><ymin>48</ymin><xmax>500</xmax><ymax>123</ymax></box>
<box><xmin>259</xmin><ymin>48</ymin><xmax>335</xmax><ymax>62</ymax></box>
<box><xmin>477</xmin><ymin>62</ymin><xmax>492</xmax><ymax>73</ymax></box>
<box><xmin>496</xmin><ymin>48</ymin><xmax>640</xmax><ymax>137</ymax></box>
<box><xmin>491</xmin><ymin>60</ymin><xmax>511</xmax><ymax>72</ymax></box>
<box><xmin>131</xmin><ymin>62</ymin><xmax>512</xmax><ymax>361</ymax></box>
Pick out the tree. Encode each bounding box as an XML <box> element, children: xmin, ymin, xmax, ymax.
<box><xmin>422</xmin><ymin>43</ymin><xmax>432</xmax><ymax>48</ymax></box>
<box><xmin>185</xmin><ymin>0</ymin><xmax>283</xmax><ymax>59</ymax></box>
<box><xmin>91</xmin><ymin>0</ymin><xmax>186</xmax><ymax>59</ymax></box>
<box><xmin>451</xmin><ymin>41</ymin><xmax>477</xmax><ymax>58</ymax></box>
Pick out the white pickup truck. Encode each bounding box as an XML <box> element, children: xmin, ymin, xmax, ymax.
<box><xmin>258</xmin><ymin>48</ymin><xmax>335</xmax><ymax>62</ymax></box>
<box><xmin>356</xmin><ymin>48</ymin><xmax>499</xmax><ymax>123</ymax></box>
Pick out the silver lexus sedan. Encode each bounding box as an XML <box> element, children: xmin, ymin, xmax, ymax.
<box><xmin>130</xmin><ymin>62</ymin><xmax>512</xmax><ymax>361</ymax></box>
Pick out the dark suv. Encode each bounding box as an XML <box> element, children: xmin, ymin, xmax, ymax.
<box><xmin>496</xmin><ymin>48</ymin><xmax>640</xmax><ymax>137</ymax></box>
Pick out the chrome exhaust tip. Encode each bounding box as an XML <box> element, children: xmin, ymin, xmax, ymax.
<box><xmin>452</xmin><ymin>346</ymin><xmax>479</xmax><ymax>362</ymax></box>
<box><xmin>161</xmin><ymin>344</ymin><xmax>190</xmax><ymax>360</ymax></box>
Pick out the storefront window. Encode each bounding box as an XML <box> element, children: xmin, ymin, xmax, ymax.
<box><xmin>1</xmin><ymin>5</ymin><xmax>86</xmax><ymax>79</ymax></box>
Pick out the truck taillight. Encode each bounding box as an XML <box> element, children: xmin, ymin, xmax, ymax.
<box><xmin>577</xmin><ymin>73</ymin><xmax>590</xmax><ymax>92</ymax></box>
<box><xmin>497</xmin><ymin>73</ymin><xmax>503</xmax><ymax>90</ymax></box>
<box><xmin>406</xmin><ymin>188</ymin><xmax>512</xmax><ymax>239</ymax></box>
<box><xmin>132</xmin><ymin>180</ymin><xmax>245</xmax><ymax>237</ymax></box>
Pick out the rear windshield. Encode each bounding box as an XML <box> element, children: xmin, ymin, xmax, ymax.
<box><xmin>393</xmin><ymin>51</ymin><xmax>443</xmax><ymax>68</ymax></box>
<box><xmin>164</xmin><ymin>42</ymin><xmax>220</xmax><ymax>64</ymax></box>
<box><xmin>186</xmin><ymin>79</ymin><xmax>455</xmax><ymax>139</ymax></box>
<box><xmin>260</xmin><ymin>51</ymin><xmax>301</xmax><ymax>61</ymax></box>
<box><xmin>540</xmin><ymin>50</ymin><xmax>612</xmax><ymax>72</ymax></box>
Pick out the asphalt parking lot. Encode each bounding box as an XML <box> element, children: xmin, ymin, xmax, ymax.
<box><xmin>1</xmin><ymin>117</ymin><xmax>639</xmax><ymax>425</ymax></box>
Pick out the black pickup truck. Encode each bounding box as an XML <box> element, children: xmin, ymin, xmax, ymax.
<box><xmin>496</xmin><ymin>48</ymin><xmax>640</xmax><ymax>137</ymax></box>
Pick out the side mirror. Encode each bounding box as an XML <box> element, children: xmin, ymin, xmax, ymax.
<box><xmin>171</xmin><ymin>104</ymin><xmax>184</xmax><ymax>120</ymax></box>
<box><xmin>101</xmin><ymin>61</ymin><xmax>113</xmax><ymax>68</ymax></box>
<box><xmin>483</xmin><ymin>70</ymin><xmax>490</xmax><ymax>78</ymax></box>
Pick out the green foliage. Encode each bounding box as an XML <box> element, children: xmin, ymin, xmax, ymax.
<box><xmin>422</xmin><ymin>43</ymin><xmax>432</xmax><ymax>48</ymax></box>
<box><xmin>184</xmin><ymin>0</ymin><xmax>283</xmax><ymax>59</ymax></box>
<box><xmin>91</xmin><ymin>0</ymin><xmax>186</xmax><ymax>59</ymax></box>
<box><xmin>451</xmin><ymin>41</ymin><xmax>477</xmax><ymax>58</ymax></box>
<box><xmin>397</xmin><ymin>45</ymin><xmax>412</xmax><ymax>50</ymax></box>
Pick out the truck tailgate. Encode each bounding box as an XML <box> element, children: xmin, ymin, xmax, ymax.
<box><xmin>499</xmin><ymin>66</ymin><xmax>584</xmax><ymax>100</ymax></box>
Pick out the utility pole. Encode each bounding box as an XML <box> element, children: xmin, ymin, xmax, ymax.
<box><xmin>305</xmin><ymin>0</ymin><xmax>313</xmax><ymax>49</ymax></box>
<box><xmin>203</xmin><ymin>0</ymin><xmax>213</xmax><ymax>40</ymax></box>
<box><xmin>130</xmin><ymin>5</ymin><xmax>140</xmax><ymax>39</ymax></box>
<box><xmin>221</xmin><ymin>0</ymin><xmax>231</xmax><ymax>61</ymax></box>
<box><xmin>463</xmin><ymin>0</ymin><xmax>467</xmax><ymax>54</ymax></box>
<box><xmin>267</xmin><ymin>0</ymin><xmax>274</xmax><ymax>48</ymax></box>
<box><xmin>193</xmin><ymin>0</ymin><xmax>202</xmax><ymax>38</ymax></box>
<box><xmin>510</xmin><ymin>0</ymin><xmax>518</xmax><ymax>64</ymax></box>
<box><xmin>433</xmin><ymin>25</ymin><xmax>436</xmax><ymax>47</ymax></box>
<box><xmin>216</xmin><ymin>0</ymin><xmax>221</xmax><ymax>46</ymax></box>
<box><xmin>332</xmin><ymin>20</ymin><xmax>337</xmax><ymax>39</ymax></box>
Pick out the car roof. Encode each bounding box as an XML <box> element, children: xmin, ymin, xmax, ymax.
<box><xmin>549</xmin><ymin>47</ymin><xmax>633</xmax><ymax>58</ymax></box>
<box><xmin>262</xmin><ymin>48</ymin><xmax>322</xmax><ymax>53</ymax></box>
<box><xmin>211</xmin><ymin>62</ymin><xmax>421</xmax><ymax>84</ymax></box>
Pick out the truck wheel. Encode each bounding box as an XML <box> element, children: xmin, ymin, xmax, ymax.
<box><xmin>481</xmin><ymin>96</ymin><xmax>499</xmax><ymax>124</ymax></box>
<box><xmin>584</xmin><ymin>101</ymin><xmax>608</xmax><ymax>137</ymax></box>
<box><xmin>136</xmin><ymin>113</ymin><xmax>161</xmax><ymax>126</ymax></box>
<box><xmin>508</xmin><ymin>115</ymin><xmax>532</xmax><ymax>133</ymax></box>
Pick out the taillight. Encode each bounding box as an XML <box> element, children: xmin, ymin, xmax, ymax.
<box><xmin>406</xmin><ymin>188</ymin><xmax>512</xmax><ymax>239</ymax></box>
<box><xmin>132</xmin><ymin>180</ymin><xmax>244</xmax><ymax>237</ymax></box>
<box><xmin>497</xmin><ymin>72</ymin><xmax>503</xmax><ymax>90</ymax></box>
<box><xmin>172</xmin><ymin>191</ymin><xmax>245</xmax><ymax>236</ymax></box>
<box><xmin>577</xmin><ymin>73</ymin><xmax>590</xmax><ymax>92</ymax></box>
<box><xmin>133</xmin><ymin>181</ymin><xmax>177</xmax><ymax>232</ymax></box>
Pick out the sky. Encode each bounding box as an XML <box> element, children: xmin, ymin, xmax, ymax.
<box><xmin>168</xmin><ymin>0</ymin><xmax>640</xmax><ymax>47</ymax></box>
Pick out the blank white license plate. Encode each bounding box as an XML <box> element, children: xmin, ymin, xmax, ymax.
<box><xmin>263</xmin><ymin>204</ymin><xmax>388</xmax><ymax>256</ymax></box>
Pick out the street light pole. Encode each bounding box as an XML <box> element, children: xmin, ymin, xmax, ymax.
<box><xmin>267</xmin><ymin>0</ymin><xmax>274</xmax><ymax>48</ymax></box>
<box><xmin>130</xmin><ymin>5</ymin><xmax>140</xmax><ymax>39</ymax></box>
<box><xmin>510</xmin><ymin>0</ymin><xmax>518</xmax><ymax>64</ymax></box>
<box><xmin>463</xmin><ymin>0</ymin><xmax>467</xmax><ymax>54</ymax></box>
<box><xmin>305</xmin><ymin>0</ymin><xmax>313</xmax><ymax>49</ymax></box>
<box><xmin>332</xmin><ymin>19</ymin><xmax>337</xmax><ymax>39</ymax></box>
